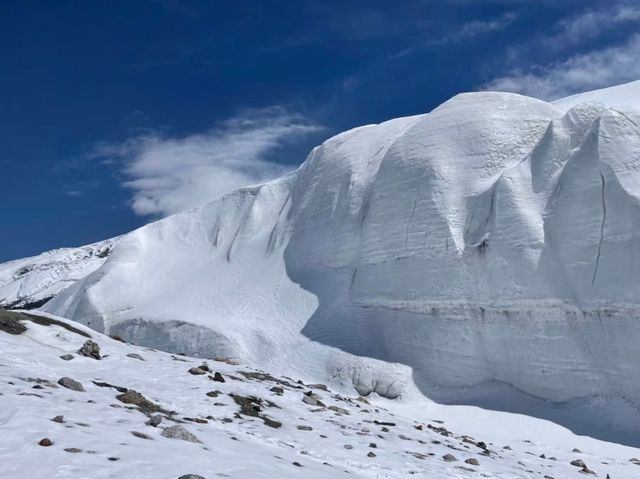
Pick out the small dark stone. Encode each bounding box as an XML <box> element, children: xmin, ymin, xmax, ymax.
<box><xmin>367</xmin><ymin>451</ymin><xmax>376</xmax><ymax>458</ymax></box>
<box><xmin>126</xmin><ymin>353</ymin><xmax>144</xmax><ymax>361</ymax></box>
<box><xmin>39</xmin><ymin>438</ymin><xmax>53</xmax><ymax>447</ymax></box>
<box><xmin>51</xmin><ymin>415</ymin><xmax>65</xmax><ymax>423</ymax></box>
<box><xmin>206</xmin><ymin>390</ymin><xmax>222</xmax><ymax>398</ymax></box>
<box><xmin>297</xmin><ymin>425</ymin><xmax>313</xmax><ymax>431</ymax></box>
<box><xmin>211</xmin><ymin>372</ymin><xmax>225</xmax><ymax>382</ymax></box>
<box><xmin>188</xmin><ymin>367</ymin><xmax>206</xmax><ymax>375</ymax></box>
<box><xmin>292</xmin><ymin>462</ymin><xmax>302</xmax><ymax>467</ymax></box>
<box><xmin>59</xmin><ymin>354</ymin><xmax>74</xmax><ymax>361</ymax></box>
<box><xmin>369</xmin><ymin>443</ymin><xmax>377</xmax><ymax>448</ymax></box>
<box><xmin>131</xmin><ymin>431</ymin><xmax>153</xmax><ymax>440</ymax></box>
<box><xmin>573</xmin><ymin>448</ymin><xmax>583</xmax><ymax>453</ymax></box>
<box><xmin>58</xmin><ymin>377</ymin><xmax>85</xmax><ymax>392</ymax></box>
<box><xmin>64</xmin><ymin>448</ymin><xmax>82</xmax><ymax>453</ymax></box>
<box><xmin>178</xmin><ymin>475</ymin><xmax>205</xmax><ymax>479</ymax></box>
<box><xmin>571</xmin><ymin>459</ymin><xmax>586</xmax><ymax>468</ymax></box>
<box><xmin>465</xmin><ymin>458</ymin><xmax>479</xmax><ymax>465</ymax></box>
<box><xmin>442</xmin><ymin>454</ymin><xmax>457</xmax><ymax>462</ymax></box>
<box><xmin>146</xmin><ymin>415</ymin><xmax>163</xmax><ymax>427</ymax></box>
<box><xmin>270</xmin><ymin>386</ymin><xmax>284</xmax><ymax>395</ymax></box>
<box><xmin>107</xmin><ymin>457</ymin><xmax>119</xmax><ymax>461</ymax></box>
<box><xmin>199</xmin><ymin>363</ymin><xmax>210</xmax><ymax>372</ymax></box>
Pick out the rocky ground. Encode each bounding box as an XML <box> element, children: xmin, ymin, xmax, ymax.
<box><xmin>1</xmin><ymin>307</ymin><xmax>638</xmax><ymax>478</ymax></box>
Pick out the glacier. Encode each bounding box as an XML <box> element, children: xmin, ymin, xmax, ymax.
<box><xmin>3</xmin><ymin>82</ymin><xmax>640</xmax><ymax>444</ymax></box>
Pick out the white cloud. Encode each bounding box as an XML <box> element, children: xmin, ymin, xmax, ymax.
<box><xmin>485</xmin><ymin>34</ymin><xmax>640</xmax><ymax>100</ymax></box>
<box><xmin>551</xmin><ymin>4</ymin><xmax>640</xmax><ymax>48</ymax></box>
<box><xmin>95</xmin><ymin>107</ymin><xmax>322</xmax><ymax>217</ymax></box>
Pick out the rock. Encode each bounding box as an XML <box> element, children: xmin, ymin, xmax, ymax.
<box><xmin>373</xmin><ymin>420</ymin><xmax>396</xmax><ymax>427</ymax></box>
<box><xmin>327</xmin><ymin>405</ymin><xmax>349</xmax><ymax>415</ymax></box>
<box><xmin>308</xmin><ymin>383</ymin><xmax>328</xmax><ymax>391</ymax></box>
<box><xmin>269</xmin><ymin>386</ymin><xmax>284</xmax><ymax>395</ymax></box>
<box><xmin>297</xmin><ymin>425</ymin><xmax>313</xmax><ymax>431</ymax></box>
<box><xmin>206</xmin><ymin>390</ymin><xmax>222</xmax><ymax>398</ymax></box>
<box><xmin>0</xmin><ymin>313</ymin><xmax>27</xmax><ymax>334</ymax></box>
<box><xmin>465</xmin><ymin>458</ymin><xmax>479</xmax><ymax>465</ymax></box>
<box><xmin>503</xmin><ymin>445</ymin><xmax>512</xmax><ymax>450</ymax></box>
<box><xmin>126</xmin><ymin>353</ymin><xmax>145</xmax><ymax>361</ymax></box>
<box><xmin>292</xmin><ymin>462</ymin><xmax>302</xmax><ymax>467</ymax></box>
<box><xmin>161</xmin><ymin>425</ymin><xmax>202</xmax><ymax>443</ymax></box>
<box><xmin>77</xmin><ymin>340</ymin><xmax>101</xmax><ymax>359</ymax></box>
<box><xmin>211</xmin><ymin>372</ymin><xmax>225</xmax><ymax>382</ymax></box>
<box><xmin>573</xmin><ymin>448</ymin><xmax>583</xmax><ymax>453</ymax></box>
<box><xmin>540</xmin><ymin>453</ymin><xmax>546</xmax><ymax>459</ymax></box>
<box><xmin>344</xmin><ymin>445</ymin><xmax>353</xmax><ymax>450</ymax></box>
<box><xmin>38</xmin><ymin>438</ymin><xmax>53</xmax><ymax>447</ymax></box>
<box><xmin>145</xmin><ymin>415</ymin><xmax>163</xmax><ymax>427</ymax></box>
<box><xmin>131</xmin><ymin>431</ymin><xmax>153</xmax><ymax>440</ymax></box>
<box><xmin>64</xmin><ymin>448</ymin><xmax>82</xmax><ymax>453</ymax></box>
<box><xmin>116</xmin><ymin>389</ymin><xmax>162</xmax><ymax>414</ymax></box>
<box><xmin>367</xmin><ymin>451</ymin><xmax>376</xmax><ymax>458</ymax></box>
<box><xmin>442</xmin><ymin>454</ymin><xmax>457</xmax><ymax>462</ymax></box>
<box><xmin>369</xmin><ymin>443</ymin><xmax>377</xmax><ymax>448</ymax></box>
<box><xmin>58</xmin><ymin>377</ymin><xmax>85</xmax><ymax>392</ymax></box>
<box><xmin>178</xmin><ymin>475</ymin><xmax>205</xmax><ymax>479</ymax></box>
<box><xmin>188</xmin><ymin>367</ymin><xmax>206</xmax><ymax>375</ymax></box>
<box><xmin>571</xmin><ymin>459</ymin><xmax>587</xmax><ymax>468</ymax></box>
<box><xmin>51</xmin><ymin>415</ymin><xmax>64</xmax><ymax>423</ymax></box>
<box><xmin>302</xmin><ymin>391</ymin><xmax>324</xmax><ymax>407</ymax></box>
<box><xmin>59</xmin><ymin>354</ymin><xmax>74</xmax><ymax>361</ymax></box>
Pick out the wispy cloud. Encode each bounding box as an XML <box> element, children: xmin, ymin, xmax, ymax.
<box><xmin>94</xmin><ymin>107</ymin><xmax>322</xmax><ymax>217</ymax></box>
<box><xmin>550</xmin><ymin>4</ymin><xmax>640</xmax><ymax>49</ymax></box>
<box><xmin>390</xmin><ymin>12</ymin><xmax>516</xmax><ymax>59</ymax></box>
<box><xmin>485</xmin><ymin>34</ymin><xmax>640</xmax><ymax>100</ymax></box>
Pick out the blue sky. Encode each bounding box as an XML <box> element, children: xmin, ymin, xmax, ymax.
<box><xmin>2</xmin><ymin>0</ymin><xmax>640</xmax><ymax>262</ymax></box>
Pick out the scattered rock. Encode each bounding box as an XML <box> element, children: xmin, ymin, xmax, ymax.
<box><xmin>269</xmin><ymin>386</ymin><xmax>284</xmax><ymax>395</ymax></box>
<box><xmin>297</xmin><ymin>425</ymin><xmax>313</xmax><ymax>431</ymax></box>
<box><xmin>59</xmin><ymin>354</ymin><xmax>74</xmax><ymax>361</ymax></box>
<box><xmin>126</xmin><ymin>353</ymin><xmax>145</xmax><ymax>361</ymax></box>
<box><xmin>571</xmin><ymin>459</ymin><xmax>587</xmax><ymax>468</ymax></box>
<box><xmin>211</xmin><ymin>372</ymin><xmax>225</xmax><ymax>383</ymax></box>
<box><xmin>58</xmin><ymin>377</ymin><xmax>85</xmax><ymax>392</ymax></box>
<box><xmin>308</xmin><ymin>383</ymin><xmax>328</xmax><ymax>391</ymax></box>
<box><xmin>188</xmin><ymin>367</ymin><xmax>206</xmax><ymax>375</ymax></box>
<box><xmin>442</xmin><ymin>454</ymin><xmax>457</xmax><ymax>462</ymax></box>
<box><xmin>77</xmin><ymin>340</ymin><xmax>101</xmax><ymax>359</ymax></box>
<box><xmin>573</xmin><ymin>448</ymin><xmax>583</xmax><ymax>453</ymax></box>
<box><xmin>465</xmin><ymin>458</ymin><xmax>479</xmax><ymax>465</ymax></box>
<box><xmin>178</xmin><ymin>475</ymin><xmax>205</xmax><ymax>479</ymax></box>
<box><xmin>302</xmin><ymin>391</ymin><xmax>324</xmax><ymax>407</ymax></box>
<box><xmin>161</xmin><ymin>425</ymin><xmax>202</xmax><ymax>443</ymax></box>
<box><xmin>116</xmin><ymin>389</ymin><xmax>162</xmax><ymax>414</ymax></box>
<box><xmin>51</xmin><ymin>415</ymin><xmax>64</xmax><ymax>423</ymax></box>
<box><xmin>367</xmin><ymin>451</ymin><xmax>376</xmax><ymax>458</ymax></box>
<box><xmin>327</xmin><ymin>405</ymin><xmax>349</xmax><ymax>415</ymax></box>
<box><xmin>374</xmin><ymin>420</ymin><xmax>396</xmax><ymax>427</ymax></box>
<box><xmin>369</xmin><ymin>443</ymin><xmax>377</xmax><ymax>448</ymax></box>
<box><xmin>107</xmin><ymin>457</ymin><xmax>119</xmax><ymax>461</ymax></box>
<box><xmin>206</xmin><ymin>390</ymin><xmax>222</xmax><ymax>398</ymax></box>
<box><xmin>292</xmin><ymin>462</ymin><xmax>302</xmax><ymax>467</ymax></box>
<box><xmin>38</xmin><ymin>438</ymin><xmax>53</xmax><ymax>447</ymax></box>
<box><xmin>231</xmin><ymin>394</ymin><xmax>282</xmax><ymax>428</ymax></box>
<box><xmin>145</xmin><ymin>415</ymin><xmax>163</xmax><ymax>427</ymax></box>
<box><xmin>0</xmin><ymin>308</ymin><xmax>27</xmax><ymax>335</ymax></box>
<box><xmin>64</xmin><ymin>448</ymin><xmax>82</xmax><ymax>453</ymax></box>
<box><xmin>131</xmin><ymin>431</ymin><xmax>153</xmax><ymax>440</ymax></box>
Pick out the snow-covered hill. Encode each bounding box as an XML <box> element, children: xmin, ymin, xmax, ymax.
<box><xmin>3</xmin><ymin>82</ymin><xmax>640</xmax><ymax>445</ymax></box>
<box><xmin>2</xmin><ymin>307</ymin><xmax>639</xmax><ymax>479</ymax></box>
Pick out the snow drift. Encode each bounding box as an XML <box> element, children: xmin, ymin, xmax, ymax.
<box><xmin>3</xmin><ymin>82</ymin><xmax>640</xmax><ymax>443</ymax></box>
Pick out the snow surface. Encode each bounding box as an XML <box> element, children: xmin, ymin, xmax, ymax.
<box><xmin>553</xmin><ymin>79</ymin><xmax>640</xmax><ymax>112</ymax></box>
<box><xmin>3</xmin><ymin>84</ymin><xmax>640</xmax><ymax>446</ymax></box>
<box><xmin>2</xmin><ymin>310</ymin><xmax>640</xmax><ymax>479</ymax></box>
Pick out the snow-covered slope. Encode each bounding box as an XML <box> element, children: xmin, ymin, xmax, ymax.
<box><xmin>3</xmin><ymin>308</ymin><xmax>639</xmax><ymax>479</ymax></box>
<box><xmin>553</xmin><ymin>79</ymin><xmax>640</xmax><ymax>112</ymax></box>
<box><xmin>0</xmin><ymin>239</ymin><xmax>116</xmax><ymax>310</ymax></box>
<box><xmin>4</xmin><ymin>85</ymin><xmax>640</xmax><ymax>444</ymax></box>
